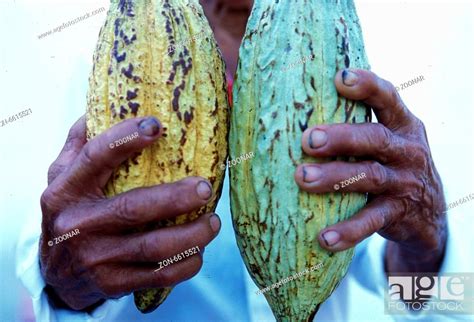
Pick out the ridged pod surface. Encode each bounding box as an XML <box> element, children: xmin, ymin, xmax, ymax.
<box><xmin>230</xmin><ymin>0</ymin><xmax>370</xmax><ymax>321</ymax></box>
<box><xmin>85</xmin><ymin>0</ymin><xmax>229</xmax><ymax>313</ymax></box>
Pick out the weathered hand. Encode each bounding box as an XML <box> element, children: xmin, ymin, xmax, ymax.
<box><xmin>40</xmin><ymin>116</ymin><xmax>221</xmax><ymax>310</ymax></box>
<box><xmin>294</xmin><ymin>69</ymin><xmax>447</xmax><ymax>273</ymax></box>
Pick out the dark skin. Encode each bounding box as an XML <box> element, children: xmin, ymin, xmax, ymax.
<box><xmin>294</xmin><ymin>69</ymin><xmax>447</xmax><ymax>273</ymax></box>
<box><xmin>201</xmin><ymin>0</ymin><xmax>253</xmax><ymax>77</ymax></box>
<box><xmin>40</xmin><ymin>0</ymin><xmax>447</xmax><ymax>311</ymax></box>
<box><xmin>40</xmin><ymin>116</ymin><xmax>221</xmax><ymax>310</ymax></box>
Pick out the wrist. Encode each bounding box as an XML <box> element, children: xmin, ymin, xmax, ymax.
<box><xmin>44</xmin><ymin>284</ymin><xmax>105</xmax><ymax>312</ymax></box>
<box><xmin>384</xmin><ymin>238</ymin><xmax>446</xmax><ymax>274</ymax></box>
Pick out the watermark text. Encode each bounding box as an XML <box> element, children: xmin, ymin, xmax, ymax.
<box><xmin>281</xmin><ymin>54</ymin><xmax>315</xmax><ymax>73</ymax></box>
<box><xmin>48</xmin><ymin>229</ymin><xmax>80</xmax><ymax>247</ymax></box>
<box><xmin>443</xmin><ymin>192</ymin><xmax>474</xmax><ymax>214</ymax></box>
<box><xmin>256</xmin><ymin>263</ymin><xmax>324</xmax><ymax>295</ymax></box>
<box><xmin>221</xmin><ymin>152</ymin><xmax>254</xmax><ymax>170</ymax></box>
<box><xmin>154</xmin><ymin>246</ymin><xmax>200</xmax><ymax>272</ymax></box>
<box><xmin>334</xmin><ymin>172</ymin><xmax>366</xmax><ymax>191</ymax></box>
<box><xmin>109</xmin><ymin>131</ymin><xmax>139</xmax><ymax>149</ymax></box>
<box><xmin>1</xmin><ymin>108</ymin><xmax>32</xmax><ymax>128</ymax></box>
<box><xmin>395</xmin><ymin>75</ymin><xmax>425</xmax><ymax>92</ymax></box>
<box><xmin>386</xmin><ymin>273</ymin><xmax>474</xmax><ymax>314</ymax></box>
<box><xmin>38</xmin><ymin>7</ymin><xmax>105</xmax><ymax>40</ymax></box>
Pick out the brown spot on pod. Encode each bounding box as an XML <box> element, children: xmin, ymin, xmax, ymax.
<box><xmin>184</xmin><ymin>109</ymin><xmax>194</xmax><ymax>124</ymax></box>
<box><xmin>180</xmin><ymin>128</ymin><xmax>187</xmax><ymax>145</ymax></box>
<box><xmin>128</xmin><ymin>102</ymin><xmax>139</xmax><ymax>115</ymax></box>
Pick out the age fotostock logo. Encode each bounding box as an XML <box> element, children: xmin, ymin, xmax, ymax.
<box><xmin>386</xmin><ymin>273</ymin><xmax>474</xmax><ymax>314</ymax></box>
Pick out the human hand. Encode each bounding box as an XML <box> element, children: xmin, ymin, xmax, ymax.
<box><xmin>39</xmin><ymin>116</ymin><xmax>221</xmax><ymax>310</ymax></box>
<box><xmin>294</xmin><ymin>69</ymin><xmax>447</xmax><ymax>273</ymax></box>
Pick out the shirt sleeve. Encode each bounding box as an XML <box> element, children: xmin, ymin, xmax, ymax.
<box><xmin>15</xmin><ymin>212</ymin><xmax>124</xmax><ymax>322</ymax></box>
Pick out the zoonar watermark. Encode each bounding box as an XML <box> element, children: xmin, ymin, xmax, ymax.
<box><xmin>109</xmin><ymin>131</ymin><xmax>139</xmax><ymax>149</ymax></box>
<box><xmin>48</xmin><ymin>229</ymin><xmax>80</xmax><ymax>247</ymax></box>
<box><xmin>221</xmin><ymin>152</ymin><xmax>254</xmax><ymax>170</ymax></box>
<box><xmin>395</xmin><ymin>75</ymin><xmax>425</xmax><ymax>92</ymax></box>
<box><xmin>334</xmin><ymin>172</ymin><xmax>366</xmax><ymax>191</ymax></box>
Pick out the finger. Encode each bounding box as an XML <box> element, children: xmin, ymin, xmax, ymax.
<box><xmin>86</xmin><ymin>213</ymin><xmax>220</xmax><ymax>265</ymax></box>
<box><xmin>48</xmin><ymin>115</ymin><xmax>87</xmax><ymax>184</ymax></box>
<box><xmin>335</xmin><ymin>69</ymin><xmax>417</xmax><ymax>131</ymax></box>
<box><xmin>295</xmin><ymin>161</ymin><xmax>392</xmax><ymax>194</ymax></box>
<box><xmin>60</xmin><ymin>116</ymin><xmax>162</xmax><ymax>194</ymax></box>
<box><xmin>301</xmin><ymin>123</ymin><xmax>410</xmax><ymax>164</ymax></box>
<box><xmin>122</xmin><ymin>213</ymin><xmax>218</xmax><ymax>264</ymax></box>
<box><xmin>317</xmin><ymin>197</ymin><xmax>401</xmax><ymax>252</ymax></box>
<box><xmin>61</xmin><ymin>177</ymin><xmax>214</xmax><ymax>233</ymax></box>
<box><xmin>96</xmin><ymin>254</ymin><xmax>203</xmax><ymax>299</ymax></box>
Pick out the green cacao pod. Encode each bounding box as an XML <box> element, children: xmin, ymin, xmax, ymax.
<box><xmin>230</xmin><ymin>1</ymin><xmax>370</xmax><ymax>321</ymax></box>
<box><xmin>85</xmin><ymin>0</ymin><xmax>229</xmax><ymax>314</ymax></box>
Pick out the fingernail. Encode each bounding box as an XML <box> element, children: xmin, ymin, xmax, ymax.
<box><xmin>209</xmin><ymin>214</ymin><xmax>221</xmax><ymax>233</ymax></box>
<box><xmin>196</xmin><ymin>181</ymin><xmax>212</xmax><ymax>200</ymax></box>
<box><xmin>342</xmin><ymin>69</ymin><xmax>358</xmax><ymax>86</ymax></box>
<box><xmin>302</xmin><ymin>166</ymin><xmax>321</xmax><ymax>183</ymax></box>
<box><xmin>322</xmin><ymin>231</ymin><xmax>340</xmax><ymax>247</ymax></box>
<box><xmin>308</xmin><ymin>130</ymin><xmax>327</xmax><ymax>149</ymax></box>
<box><xmin>138</xmin><ymin>117</ymin><xmax>161</xmax><ymax>137</ymax></box>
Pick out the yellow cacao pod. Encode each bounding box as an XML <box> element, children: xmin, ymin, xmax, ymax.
<box><xmin>85</xmin><ymin>0</ymin><xmax>229</xmax><ymax>313</ymax></box>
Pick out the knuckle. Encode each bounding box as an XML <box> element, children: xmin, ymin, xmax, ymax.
<box><xmin>40</xmin><ymin>186</ymin><xmax>62</xmax><ymax>214</ymax></box>
<box><xmin>156</xmin><ymin>255</ymin><xmax>203</xmax><ymax>287</ymax></box>
<box><xmin>77</xmin><ymin>250</ymin><xmax>97</xmax><ymax>270</ymax></box>
<box><xmin>368</xmin><ymin>73</ymin><xmax>383</xmax><ymax>96</ymax></box>
<box><xmin>81</xmin><ymin>144</ymin><xmax>97</xmax><ymax>169</ymax></box>
<box><xmin>113</xmin><ymin>195</ymin><xmax>140</xmax><ymax>225</ymax></box>
<box><xmin>167</xmin><ymin>190</ymin><xmax>181</xmax><ymax>212</ymax></box>
<box><xmin>354</xmin><ymin>220</ymin><xmax>377</xmax><ymax>243</ymax></box>
<box><xmin>157</xmin><ymin>268</ymin><xmax>177</xmax><ymax>286</ymax></box>
<box><xmin>191</xmin><ymin>255</ymin><xmax>204</xmax><ymax>272</ymax></box>
<box><xmin>411</xmin><ymin>117</ymin><xmax>429</xmax><ymax>139</ymax></box>
<box><xmin>381</xmin><ymin>78</ymin><xmax>400</xmax><ymax>104</ymax></box>
<box><xmin>40</xmin><ymin>190</ymin><xmax>53</xmax><ymax>212</ymax></box>
<box><xmin>413</xmin><ymin>116</ymin><xmax>425</xmax><ymax>130</ymax></box>
<box><xmin>82</xmin><ymin>140</ymin><xmax>114</xmax><ymax>172</ymax></box>
<box><xmin>96</xmin><ymin>274</ymin><xmax>116</xmax><ymax>296</ymax></box>
<box><xmin>349</xmin><ymin>214</ymin><xmax>383</xmax><ymax>245</ymax></box>
<box><xmin>423</xmin><ymin>234</ymin><xmax>441</xmax><ymax>252</ymax></box>
<box><xmin>137</xmin><ymin>237</ymin><xmax>154</xmax><ymax>262</ymax></box>
<box><xmin>341</xmin><ymin>124</ymin><xmax>357</xmax><ymax>146</ymax></box>
<box><xmin>186</xmin><ymin>256</ymin><xmax>204</xmax><ymax>279</ymax></box>
<box><xmin>64</xmin><ymin>127</ymin><xmax>79</xmax><ymax>151</ymax></box>
<box><xmin>385</xmin><ymin>79</ymin><xmax>397</xmax><ymax>92</ymax></box>
<box><xmin>393</xmin><ymin>100</ymin><xmax>411</xmax><ymax>124</ymax></box>
<box><xmin>167</xmin><ymin>182</ymin><xmax>195</xmax><ymax>210</ymax></box>
<box><xmin>367</xmin><ymin>161</ymin><xmax>388</xmax><ymax>189</ymax></box>
<box><xmin>47</xmin><ymin>163</ymin><xmax>63</xmax><ymax>184</ymax></box>
<box><xmin>388</xmin><ymin>82</ymin><xmax>400</xmax><ymax>105</ymax></box>
<box><xmin>366</xmin><ymin>212</ymin><xmax>385</xmax><ymax>233</ymax></box>
<box><xmin>345</xmin><ymin>227</ymin><xmax>362</xmax><ymax>246</ymax></box>
<box><xmin>52</xmin><ymin>216</ymin><xmax>69</xmax><ymax>236</ymax></box>
<box><xmin>373</xmin><ymin>124</ymin><xmax>393</xmax><ymax>154</ymax></box>
<box><xmin>410</xmin><ymin>142</ymin><xmax>431</xmax><ymax>167</ymax></box>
